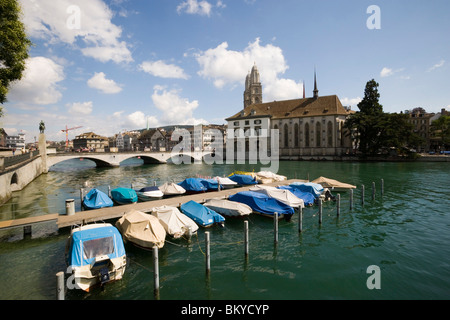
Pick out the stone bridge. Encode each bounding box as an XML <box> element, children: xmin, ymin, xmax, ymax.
<box><xmin>46</xmin><ymin>150</ymin><xmax>213</xmax><ymax>170</ymax></box>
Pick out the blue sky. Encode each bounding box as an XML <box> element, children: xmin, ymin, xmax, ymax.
<box><xmin>2</xmin><ymin>0</ymin><xmax>449</xmax><ymax>143</ymax></box>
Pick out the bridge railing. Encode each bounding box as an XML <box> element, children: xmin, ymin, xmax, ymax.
<box><xmin>0</xmin><ymin>150</ymin><xmax>40</xmax><ymax>171</ymax></box>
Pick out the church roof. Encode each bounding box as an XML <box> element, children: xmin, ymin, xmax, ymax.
<box><xmin>226</xmin><ymin>95</ymin><xmax>354</xmax><ymax>121</ymax></box>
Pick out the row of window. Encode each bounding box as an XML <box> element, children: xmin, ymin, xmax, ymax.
<box><xmin>233</xmin><ymin>119</ymin><xmax>262</xmax><ymax>126</ymax></box>
<box><xmin>274</xmin><ymin>121</ymin><xmax>341</xmax><ymax>148</ymax></box>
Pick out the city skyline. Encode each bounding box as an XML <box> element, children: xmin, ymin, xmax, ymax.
<box><xmin>1</xmin><ymin>0</ymin><xmax>449</xmax><ymax>143</ymax></box>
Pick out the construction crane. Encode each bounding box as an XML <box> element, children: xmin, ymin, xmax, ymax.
<box><xmin>61</xmin><ymin>125</ymin><xmax>83</xmax><ymax>149</ymax></box>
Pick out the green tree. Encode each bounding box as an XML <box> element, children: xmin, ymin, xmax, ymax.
<box><xmin>345</xmin><ymin>79</ymin><xmax>385</xmax><ymax>156</ymax></box>
<box><xmin>431</xmin><ymin>115</ymin><xmax>450</xmax><ymax>150</ymax></box>
<box><xmin>0</xmin><ymin>0</ymin><xmax>32</xmax><ymax>108</ymax></box>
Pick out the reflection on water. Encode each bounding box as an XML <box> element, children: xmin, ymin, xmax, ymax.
<box><xmin>0</xmin><ymin>160</ymin><xmax>449</xmax><ymax>300</ymax></box>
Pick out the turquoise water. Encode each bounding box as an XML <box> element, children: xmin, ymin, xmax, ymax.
<box><xmin>0</xmin><ymin>159</ymin><xmax>449</xmax><ymax>300</ymax></box>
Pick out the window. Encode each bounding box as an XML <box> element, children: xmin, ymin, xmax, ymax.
<box><xmin>294</xmin><ymin>123</ymin><xmax>299</xmax><ymax>147</ymax></box>
<box><xmin>233</xmin><ymin>121</ymin><xmax>239</xmax><ymax>126</ymax></box>
<box><xmin>327</xmin><ymin>121</ymin><xmax>333</xmax><ymax>147</ymax></box>
<box><xmin>305</xmin><ymin>123</ymin><xmax>310</xmax><ymax>147</ymax></box>
<box><xmin>83</xmin><ymin>236</ymin><xmax>114</xmax><ymax>260</ymax></box>
<box><xmin>245</xmin><ymin>120</ymin><xmax>250</xmax><ymax>125</ymax></box>
<box><xmin>284</xmin><ymin>124</ymin><xmax>289</xmax><ymax>147</ymax></box>
<box><xmin>316</xmin><ymin>122</ymin><xmax>321</xmax><ymax>147</ymax></box>
<box><xmin>254</xmin><ymin>119</ymin><xmax>261</xmax><ymax>125</ymax></box>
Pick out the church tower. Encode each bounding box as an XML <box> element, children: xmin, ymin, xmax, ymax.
<box><xmin>244</xmin><ymin>63</ymin><xmax>263</xmax><ymax>108</ymax></box>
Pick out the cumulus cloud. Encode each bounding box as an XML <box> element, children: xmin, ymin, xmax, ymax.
<box><xmin>67</xmin><ymin>101</ymin><xmax>93</xmax><ymax>115</ymax></box>
<box><xmin>380</xmin><ymin>67</ymin><xmax>394</xmax><ymax>78</ymax></box>
<box><xmin>177</xmin><ymin>0</ymin><xmax>213</xmax><ymax>16</ymax></box>
<box><xmin>139</xmin><ymin>60</ymin><xmax>189</xmax><ymax>79</ymax></box>
<box><xmin>195</xmin><ymin>38</ymin><xmax>303</xmax><ymax>101</ymax></box>
<box><xmin>152</xmin><ymin>85</ymin><xmax>207</xmax><ymax>125</ymax></box>
<box><xmin>87</xmin><ymin>72</ymin><xmax>123</xmax><ymax>94</ymax></box>
<box><xmin>19</xmin><ymin>0</ymin><xmax>133</xmax><ymax>64</ymax></box>
<box><xmin>8</xmin><ymin>56</ymin><xmax>64</xmax><ymax>105</ymax></box>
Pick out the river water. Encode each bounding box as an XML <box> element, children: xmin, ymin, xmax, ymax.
<box><xmin>0</xmin><ymin>159</ymin><xmax>449</xmax><ymax>300</ymax></box>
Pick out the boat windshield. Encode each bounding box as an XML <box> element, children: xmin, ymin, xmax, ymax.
<box><xmin>83</xmin><ymin>236</ymin><xmax>115</xmax><ymax>259</ymax></box>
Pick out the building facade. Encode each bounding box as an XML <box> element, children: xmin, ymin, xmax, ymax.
<box><xmin>73</xmin><ymin>132</ymin><xmax>109</xmax><ymax>151</ymax></box>
<box><xmin>226</xmin><ymin>65</ymin><xmax>354</xmax><ymax>160</ymax></box>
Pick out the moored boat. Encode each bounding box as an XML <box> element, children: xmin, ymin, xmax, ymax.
<box><xmin>135</xmin><ymin>186</ymin><xmax>164</xmax><ymax>201</ymax></box>
<box><xmin>228</xmin><ymin>191</ymin><xmax>295</xmax><ymax>220</ymax></box>
<box><xmin>111</xmin><ymin>187</ymin><xmax>138</xmax><ymax>205</ymax></box>
<box><xmin>178</xmin><ymin>178</ymin><xmax>207</xmax><ymax>194</ymax></box>
<box><xmin>213</xmin><ymin>176</ymin><xmax>238</xmax><ymax>189</ymax></box>
<box><xmin>82</xmin><ymin>188</ymin><xmax>114</xmax><ymax>210</ymax></box>
<box><xmin>277</xmin><ymin>185</ymin><xmax>315</xmax><ymax>206</ymax></box>
<box><xmin>115</xmin><ymin>210</ymin><xmax>166</xmax><ymax>249</ymax></box>
<box><xmin>249</xmin><ymin>185</ymin><xmax>304</xmax><ymax>208</ymax></box>
<box><xmin>65</xmin><ymin>223</ymin><xmax>126</xmax><ymax>292</ymax></box>
<box><xmin>228</xmin><ymin>174</ymin><xmax>258</xmax><ymax>186</ymax></box>
<box><xmin>151</xmin><ymin>205</ymin><xmax>198</xmax><ymax>238</ymax></box>
<box><xmin>311</xmin><ymin>176</ymin><xmax>356</xmax><ymax>192</ymax></box>
<box><xmin>203</xmin><ymin>199</ymin><xmax>252</xmax><ymax>217</ymax></box>
<box><xmin>180</xmin><ymin>200</ymin><xmax>225</xmax><ymax>228</ymax></box>
<box><xmin>159</xmin><ymin>182</ymin><xmax>186</xmax><ymax>197</ymax></box>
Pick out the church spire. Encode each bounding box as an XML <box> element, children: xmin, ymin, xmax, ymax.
<box><xmin>313</xmin><ymin>69</ymin><xmax>319</xmax><ymax>99</ymax></box>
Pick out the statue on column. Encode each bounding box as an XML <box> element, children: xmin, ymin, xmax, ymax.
<box><xmin>39</xmin><ymin>120</ymin><xmax>45</xmax><ymax>133</ymax></box>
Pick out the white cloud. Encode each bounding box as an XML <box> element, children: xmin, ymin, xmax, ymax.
<box><xmin>87</xmin><ymin>72</ymin><xmax>123</xmax><ymax>94</ymax></box>
<box><xmin>340</xmin><ymin>97</ymin><xmax>362</xmax><ymax>107</ymax></box>
<box><xmin>67</xmin><ymin>102</ymin><xmax>93</xmax><ymax>115</ymax></box>
<box><xmin>8</xmin><ymin>56</ymin><xmax>64</xmax><ymax>105</ymax></box>
<box><xmin>195</xmin><ymin>38</ymin><xmax>303</xmax><ymax>101</ymax></box>
<box><xmin>428</xmin><ymin>59</ymin><xmax>445</xmax><ymax>72</ymax></box>
<box><xmin>380</xmin><ymin>67</ymin><xmax>394</xmax><ymax>78</ymax></box>
<box><xmin>177</xmin><ymin>0</ymin><xmax>213</xmax><ymax>16</ymax></box>
<box><xmin>112</xmin><ymin>111</ymin><xmax>160</xmax><ymax>130</ymax></box>
<box><xmin>139</xmin><ymin>60</ymin><xmax>189</xmax><ymax>79</ymax></box>
<box><xmin>151</xmin><ymin>85</ymin><xmax>207</xmax><ymax>125</ymax></box>
<box><xmin>19</xmin><ymin>0</ymin><xmax>133</xmax><ymax>64</ymax></box>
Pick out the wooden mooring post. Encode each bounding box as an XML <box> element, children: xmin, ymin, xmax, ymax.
<box><xmin>381</xmin><ymin>178</ymin><xmax>384</xmax><ymax>196</ymax></box>
<box><xmin>318</xmin><ymin>199</ymin><xmax>323</xmax><ymax>224</ymax></box>
<box><xmin>56</xmin><ymin>271</ymin><xmax>65</xmax><ymax>300</ymax></box>
<box><xmin>205</xmin><ymin>231</ymin><xmax>211</xmax><ymax>276</ymax></box>
<box><xmin>153</xmin><ymin>246</ymin><xmax>160</xmax><ymax>300</ymax></box>
<box><xmin>372</xmin><ymin>182</ymin><xmax>376</xmax><ymax>200</ymax></box>
<box><xmin>361</xmin><ymin>184</ymin><xmax>365</xmax><ymax>205</ymax></box>
<box><xmin>336</xmin><ymin>194</ymin><xmax>341</xmax><ymax>216</ymax></box>
<box><xmin>244</xmin><ymin>220</ymin><xmax>249</xmax><ymax>258</ymax></box>
<box><xmin>273</xmin><ymin>212</ymin><xmax>279</xmax><ymax>244</ymax></box>
<box><xmin>298</xmin><ymin>206</ymin><xmax>303</xmax><ymax>233</ymax></box>
<box><xmin>350</xmin><ymin>189</ymin><xmax>354</xmax><ymax>210</ymax></box>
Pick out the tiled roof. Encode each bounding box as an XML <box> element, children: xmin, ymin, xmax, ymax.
<box><xmin>226</xmin><ymin>95</ymin><xmax>354</xmax><ymax>121</ymax></box>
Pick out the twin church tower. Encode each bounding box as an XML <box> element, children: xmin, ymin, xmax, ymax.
<box><xmin>243</xmin><ymin>63</ymin><xmax>319</xmax><ymax>108</ymax></box>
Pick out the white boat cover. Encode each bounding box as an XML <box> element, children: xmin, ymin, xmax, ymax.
<box><xmin>249</xmin><ymin>185</ymin><xmax>304</xmax><ymax>208</ymax></box>
<box><xmin>204</xmin><ymin>199</ymin><xmax>252</xmax><ymax>217</ymax></box>
<box><xmin>213</xmin><ymin>176</ymin><xmax>238</xmax><ymax>187</ymax></box>
<box><xmin>151</xmin><ymin>205</ymin><xmax>198</xmax><ymax>238</ymax></box>
<box><xmin>255</xmin><ymin>171</ymin><xmax>287</xmax><ymax>183</ymax></box>
<box><xmin>116</xmin><ymin>210</ymin><xmax>166</xmax><ymax>249</ymax></box>
<box><xmin>159</xmin><ymin>182</ymin><xmax>186</xmax><ymax>195</ymax></box>
<box><xmin>312</xmin><ymin>176</ymin><xmax>356</xmax><ymax>190</ymax></box>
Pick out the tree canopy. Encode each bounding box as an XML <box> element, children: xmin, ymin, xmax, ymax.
<box><xmin>0</xmin><ymin>0</ymin><xmax>32</xmax><ymax>108</ymax></box>
<box><xmin>345</xmin><ymin>79</ymin><xmax>422</xmax><ymax>157</ymax></box>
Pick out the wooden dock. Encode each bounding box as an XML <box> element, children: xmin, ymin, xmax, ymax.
<box><xmin>0</xmin><ymin>179</ymin><xmax>306</xmax><ymax>233</ymax></box>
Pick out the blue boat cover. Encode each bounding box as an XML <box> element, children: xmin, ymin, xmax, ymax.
<box><xmin>228</xmin><ymin>174</ymin><xmax>257</xmax><ymax>185</ymax></box>
<box><xmin>83</xmin><ymin>188</ymin><xmax>113</xmax><ymax>210</ymax></box>
<box><xmin>277</xmin><ymin>186</ymin><xmax>315</xmax><ymax>206</ymax></box>
<box><xmin>137</xmin><ymin>186</ymin><xmax>160</xmax><ymax>193</ymax></box>
<box><xmin>111</xmin><ymin>187</ymin><xmax>138</xmax><ymax>203</ymax></box>
<box><xmin>178</xmin><ymin>178</ymin><xmax>207</xmax><ymax>192</ymax></box>
<box><xmin>289</xmin><ymin>182</ymin><xmax>324</xmax><ymax>198</ymax></box>
<box><xmin>198</xmin><ymin>178</ymin><xmax>222</xmax><ymax>191</ymax></box>
<box><xmin>180</xmin><ymin>200</ymin><xmax>225</xmax><ymax>227</ymax></box>
<box><xmin>67</xmin><ymin>225</ymin><xmax>126</xmax><ymax>268</ymax></box>
<box><xmin>229</xmin><ymin>191</ymin><xmax>295</xmax><ymax>216</ymax></box>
